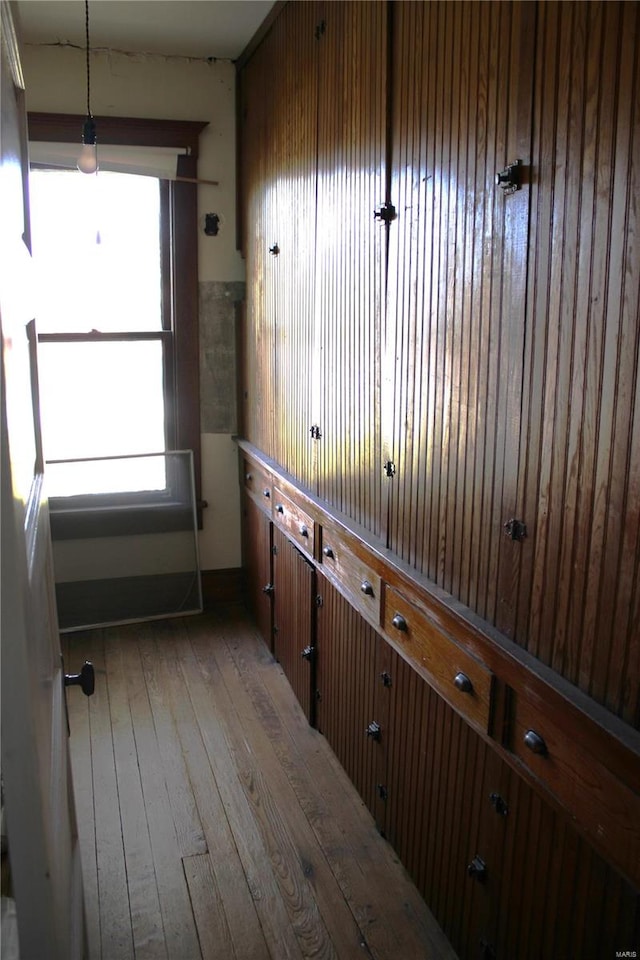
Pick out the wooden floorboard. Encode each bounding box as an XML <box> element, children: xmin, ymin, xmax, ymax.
<box><xmin>64</xmin><ymin>606</ymin><xmax>458</xmax><ymax>960</ymax></box>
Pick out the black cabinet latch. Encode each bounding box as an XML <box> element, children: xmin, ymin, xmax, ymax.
<box><xmin>504</xmin><ymin>517</ymin><xmax>527</xmax><ymax>541</ymax></box>
<box><xmin>374</xmin><ymin>202</ymin><xmax>396</xmax><ymax>224</ymax></box>
<box><xmin>495</xmin><ymin>159</ymin><xmax>522</xmax><ymax>194</ymax></box>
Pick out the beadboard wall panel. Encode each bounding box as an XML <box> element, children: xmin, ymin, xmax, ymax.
<box><xmin>384</xmin><ymin>0</ymin><xmax>535</xmax><ymax>635</ymax></box>
<box><xmin>515</xmin><ymin>0</ymin><xmax>640</xmax><ymax>727</ymax></box>
<box><xmin>313</xmin><ymin>1</ymin><xmax>387</xmax><ymax>536</ymax></box>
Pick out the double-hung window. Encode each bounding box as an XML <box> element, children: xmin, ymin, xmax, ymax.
<box><xmin>27</xmin><ymin>113</ymin><xmax>206</xmax><ymax>529</ymax></box>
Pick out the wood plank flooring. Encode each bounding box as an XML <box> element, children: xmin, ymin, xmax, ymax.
<box><xmin>63</xmin><ymin>605</ymin><xmax>458</xmax><ymax>960</ymax></box>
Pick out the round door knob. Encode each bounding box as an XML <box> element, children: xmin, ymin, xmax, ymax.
<box><xmin>453</xmin><ymin>672</ymin><xmax>473</xmax><ymax>694</ymax></box>
<box><xmin>361</xmin><ymin>580</ymin><xmax>374</xmax><ymax>596</ymax></box>
<box><xmin>391</xmin><ymin>613</ymin><xmax>408</xmax><ymax>632</ymax></box>
<box><xmin>64</xmin><ymin>661</ymin><xmax>95</xmax><ymax>697</ymax></box>
<box><xmin>524</xmin><ymin>729</ymin><xmax>547</xmax><ymax>756</ymax></box>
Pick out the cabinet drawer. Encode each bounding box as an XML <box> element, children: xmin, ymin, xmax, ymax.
<box><xmin>383</xmin><ymin>585</ymin><xmax>493</xmax><ymax>733</ymax></box>
<box><xmin>510</xmin><ymin>692</ymin><xmax>640</xmax><ymax>883</ymax></box>
<box><xmin>272</xmin><ymin>487</ymin><xmax>314</xmax><ymax>557</ymax></box>
<box><xmin>319</xmin><ymin>526</ymin><xmax>381</xmax><ymax>625</ymax></box>
<box><xmin>243</xmin><ymin>459</ymin><xmax>273</xmax><ymax>512</ymax></box>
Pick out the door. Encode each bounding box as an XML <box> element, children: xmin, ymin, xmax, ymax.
<box><xmin>272</xmin><ymin>526</ymin><xmax>315</xmax><ymax>722</ymax></box>
<box><xmin>0</xmin><ymin>5</ymin><xmax>85</xmax><ymax>957</ymax></box>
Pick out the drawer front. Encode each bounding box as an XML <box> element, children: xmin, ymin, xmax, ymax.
<box><xmin>319</xmin><ymin>526</ymin><xmax>381</xmax><ymax>625</ymax></box>
<box><xmin>273</xmin><ymin>487</ymin><xmax>315</xmax><ymax>557</ymax></box>
<box><xmin>243</xmin><ymin>459</ymin><xmax>273</xmax><ymax>513</ymax></box>
<box><xmin>383</xmin><ymin>585</ymin><xmax>493</xmax><ymax>733</ymax></box>
<box><xmin>511</xmin><ymin>693</ymin><xmax>640</xmax><ymax>884</ymax></box>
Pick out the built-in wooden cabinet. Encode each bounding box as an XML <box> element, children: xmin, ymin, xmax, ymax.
<box><xmin>238</xmin><ymin>0</ymin><xmax>640</xmax><ymax>952</ymax></box>
<box><xmin>272</xmin><ymin>526</ymin><xmax>315</xmax><ymax>722</ymax></box>
<box><xmin>240</xmin><ymin>442</ymin><xmax>640</xmax><ymax>956</ymax></box>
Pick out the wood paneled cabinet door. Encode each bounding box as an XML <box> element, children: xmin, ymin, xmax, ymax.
<box><xmin>242</xmin><ymin>493</ymin><xmax>273</xmax><ymax>649</ymax></box>
<box><xmin>315</xmin><ymin>576</ymin><xmax>386</xmax><ymax>821</ymax></box>
<box><xmin>272</xmin><ymin>525</ymin><xmax>316</xmax><ymax>723</ymax></box>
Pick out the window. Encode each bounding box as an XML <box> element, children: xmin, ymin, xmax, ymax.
<box><xmin>27</xmin><ymin>113</ymin><xmax>207</xmax><ymax>523</ymax></box>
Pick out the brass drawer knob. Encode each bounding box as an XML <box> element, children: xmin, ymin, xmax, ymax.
<box><xmin>322</xmin><ymin>545</ymin><xmax>334</xmax><ymax>559</ymax></box>
<box><xmin>523</xmin><ymin>729</ymin><xmax>547</xmax><ymax>756</ymax></box>
<box><xmin>361</xmin><ymin>580</ymin><xmax>374</xmax><ymax>596</ymax></box>
<box><xmin>391</xmin><ymin>613</ymin><xmax>408</xmax><ymax>632</ymax></box>
<box><xmin>453</xmin><ymin>672</ymin><xmax>473</xmax><ymax>694</ymax></box>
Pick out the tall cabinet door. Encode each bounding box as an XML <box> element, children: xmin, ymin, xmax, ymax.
<box><xmin>315</xmin><ymin>576</ymin><xmax>386</xmax><ymax>821</ymax></box>
<box><xmin>383</xmin><ymin>1</ymin><xmax>535</xmax><ymax>636</ymax></box>
<box><xmin>313</xmin><ymin>1</ymin><xmax>388</xmax><ymax>536</ymax></box>
<box><xmin>272</xmin><ymin>525</ymin><xmax>315</xmax><ymax>722</ymax></box>
<box><xmin>242</xmin><ymin>494</ymin><xmax>273</xmax><ymax>648</ymax></box>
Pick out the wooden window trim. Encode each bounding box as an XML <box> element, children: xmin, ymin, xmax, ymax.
<box><xmin>28</xmin><ymin>113</ymin><xmax>207</xmax><ymax>523</ymax></box>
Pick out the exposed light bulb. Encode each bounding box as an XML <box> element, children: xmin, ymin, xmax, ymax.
<box><xmin>77</xmin><ymin>141</ymin><xmax>98</xmax><ymax>174</ymax></box>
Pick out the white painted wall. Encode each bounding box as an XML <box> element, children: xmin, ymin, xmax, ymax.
<box><xmin>21</xmin><ymin>44</ymin><xmax>244</xmax><ymax>569</ymax></box>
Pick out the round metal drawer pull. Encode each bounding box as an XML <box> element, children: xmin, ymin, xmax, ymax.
<box><xmin>361</xmin><ymin>580</ymin><xmax>374</xmax><ymax>596</ymax></box>
<box><xmin>323</xmin><ymin>545</ymin><xmax>334</xmax><ymax>559</ymax></box>
<box><xmin>263</xmin><ymin>488</ymin><xmax>270</xmax><ymax>498</ymax></box>
<box><xmin>453</xmin><ymin>672</ymin><xmax>473</xmax><ymax>694</ymax></box>
<box><xmin>276</xmin><ymin>504</ymin><xmax>284</xmax><ymax>514</ymax></box>
<box><xmin>523</xmin><ymin>729</ymin><xmax>547</xmax><ymax>756</ymax></box>
<box><xmin>245</xmin><ymin>472</ymin><xmax>252</xmax><ymax>482</ymax></box>
<box><xmin>391</xmin><ymin>613</ymin><xmax>408</xmax><ymax>632</ymax></box>
<box><xmin>300</xmin><ymin>525</ymin><xmax>309</xmax><ymax>537</ymax></box>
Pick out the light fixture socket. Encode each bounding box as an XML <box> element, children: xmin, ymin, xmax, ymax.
<box><xmin>82</xmin><ymin>116</ymin><xmax>97</xmax><ymax>146</ymax></box>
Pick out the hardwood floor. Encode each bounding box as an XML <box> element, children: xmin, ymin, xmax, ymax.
<box><xmin>63</xmin><ymin>605</ymin><xmax>457</xmax><ymax>960</ymax></box>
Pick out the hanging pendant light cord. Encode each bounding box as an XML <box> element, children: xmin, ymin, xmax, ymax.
<box><xmin>85</xmin><ymin>0</ymin><xmax>92</xmax><ymax>118</ymax></box>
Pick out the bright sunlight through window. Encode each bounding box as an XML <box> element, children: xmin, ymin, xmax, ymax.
<box><xmin>30</xmin><ymin>171</ymin><xmax>167</xmax><ymax>496</ymax></box>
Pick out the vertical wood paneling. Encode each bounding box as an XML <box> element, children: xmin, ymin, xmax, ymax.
<box><xmin>315</xmin><ymin>575</ymin><xmax>381</xmax><ymax>818</ymax></box>
<box><xmin>384</xmin><ymin>1</ymin><xmax>533</xmax><ymax>632</ymax></box>
<box><xmin>239</xmin><ymin>3</ymin><xmax>319</xmax><ymax>484</ymax></box>
<box><xmin>516</xmin><ymin>0</ymin><xmax>640</xmax><ymax>727</ymax></box>
<box><xmin>272</xmin><ymin>526</ymin><xmax>315</xmax><ymax>721</ymax></box>
<box><xmin>314</xmin><ymin>1</ymin><xmax>387</xmax><ymax>535</ymax></box>
<box><xmin>271</xmin><ymin>2</ymin><xmax>319</xmax><ymax>489</ymax></box>
<box><xmin>241</xmin><ymin>495</ymin><xmax>272</xmax><ymax>647</ymax></box>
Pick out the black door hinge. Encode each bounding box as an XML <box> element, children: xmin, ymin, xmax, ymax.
<box><xmin>383</xmin><ymin>460</ymin><xmax>396</xmax><ymax>478</ymax></box>
<box><xmin>374</xmin><ymin>201</ymin><xmax>396</xmax><ymax>225</ymax></box>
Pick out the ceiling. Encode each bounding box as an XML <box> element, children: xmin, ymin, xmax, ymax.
<box><xmin>15</xmin><ymin>0</ymin><xmax>276</xmax><ymax>61</ymax></box>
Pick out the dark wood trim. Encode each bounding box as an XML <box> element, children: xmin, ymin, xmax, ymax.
<box><xmin>235</xmin><ymin>0</ymin><xmax>288</xmax><ymax>72</ymax></box>
<box><xmin>172</xmin><ymin>153</ymin><xmax>202</xmax><ymax>524</ymax></box>
<box><xmin>27</xmin><ymin>113</ymin><xmax>208</xmax><ymax>157</ymax></box>
<box><xmin>201</xmin><ymin>568</ymin><xmax>244</xmax><ymax>607</ymax></box>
